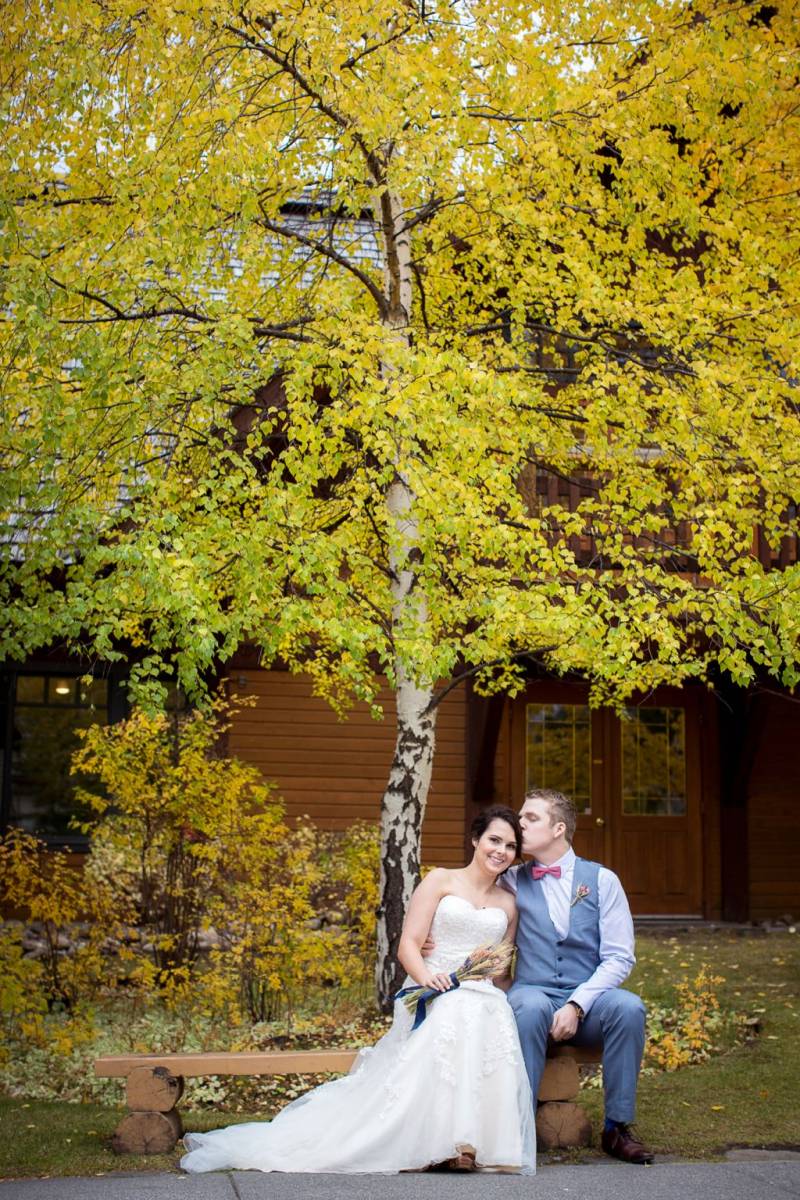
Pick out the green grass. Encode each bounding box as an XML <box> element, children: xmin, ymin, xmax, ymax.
<box><xmin>0</xmin><ymin>1097</ymin><xmax>268</xmax><ymax>1180</ymax></box>
<box><xmin>576</xmin><ymin>929</ymin><xmax>800</xmax><ymax>1160</ymax></box>
<box><xmin>1</xmin><ymin>929</ymin><xmax>797</xmax><ymax>1178</ymax></box>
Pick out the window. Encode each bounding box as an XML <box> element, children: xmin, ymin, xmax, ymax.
<box><xmin>621</xmin><ymin>706</ymin><xmax>686</xmax><ymax>815</ymax></box>
<box><xmin>525</xmin><ymin>703</ymin><xmax>592</xmax><ymax>813</ymax></box>
<box><xmin>0</xmin><ymin>671</ymin><xmax>115</xmax><ymax>843</ymax></box>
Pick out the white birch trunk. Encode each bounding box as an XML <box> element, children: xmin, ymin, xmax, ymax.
<box><xmin>374</xmin><ymin>189</ymin><xmax>439</xmax><ymax>1010</ymax></box>
<box><xmin>375</xmin><ymin>479</ymin><xmax>437</xmax><ymax>1009</ymax></box>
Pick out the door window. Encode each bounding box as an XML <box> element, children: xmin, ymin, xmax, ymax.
<box><xmin>621</xmin><ymin>706</ymin><xmax>686</xmax><ymax>815</ymax></box>
<box><xmin>525</xmin><ymin>703</ymin><xmax>592</xmax><ymax>813</ymax></box>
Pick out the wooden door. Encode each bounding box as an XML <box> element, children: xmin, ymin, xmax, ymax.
<box><xmin>609</xmin><ymin>687</ymin><xmax>703</xmax><ymax>915</ymax></box>
<box><xmin>509</xmin><ymin>683</ymin><xmax>703</xmax><ymax>915</ymax></box>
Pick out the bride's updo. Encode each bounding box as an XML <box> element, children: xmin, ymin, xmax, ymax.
<box><xmin>470</xmin><ymin>805</ymin><xmax>523</xmax><ymax>860</ymax></box>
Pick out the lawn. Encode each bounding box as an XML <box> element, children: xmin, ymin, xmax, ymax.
<box><xmin>1</xmin><ymin>929</ymin><xmax>797</xmax><ymax>1179</ymax></box>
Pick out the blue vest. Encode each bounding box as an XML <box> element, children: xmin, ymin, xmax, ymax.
<box><xmin>514</xmin><ymin>857</ymin><xmax>602</xmax><ymax>990</ymax></box>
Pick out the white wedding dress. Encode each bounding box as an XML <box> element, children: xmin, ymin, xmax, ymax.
<box><xmin>181</xmin><ymin>894</ymin><xmax>536</xmax><ymax>1174</ymax></box>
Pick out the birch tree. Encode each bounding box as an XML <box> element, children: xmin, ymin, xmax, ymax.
<box><xmin>2</xmin><ymin>0</ymin><xmax>800</xmax><ymax>1004</ymax></box>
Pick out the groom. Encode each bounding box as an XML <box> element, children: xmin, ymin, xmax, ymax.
<box><xmin>501</xmin><ymin>788</ymin><xmax>654</xmax><ymax>1165</ymax></box>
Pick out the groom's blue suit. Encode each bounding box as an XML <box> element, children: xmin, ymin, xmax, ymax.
<box><xmin>507</xmin><ymin>855</ymin><xmax>646</xmax><ymax>1123</ymax></box>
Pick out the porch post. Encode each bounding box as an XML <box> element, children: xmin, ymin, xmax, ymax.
<box><xmin>716</xmin><ymin>683</ymin><xmax>763</xmax><ymax>923</ymax></box>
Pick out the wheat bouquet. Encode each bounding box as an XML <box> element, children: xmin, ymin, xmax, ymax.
<box><xmin>395</xmin><ymin>939</ymin><xmax>516</xmax><ymax>1030</ymax></box>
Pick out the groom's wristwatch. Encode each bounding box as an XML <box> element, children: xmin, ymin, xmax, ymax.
<box><xmin>567</xmin><ymin>1000</ymin><xmax>585</xmax><ymax>1022</ymax></box>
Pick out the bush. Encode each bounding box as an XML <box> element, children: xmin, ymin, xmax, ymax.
<box><xmin>0</xmin><ymin>829</ymin><xmax>118</xmax><ymax>1013</ymax></box>
<box><xmin>0</xmin><ymin>693</ymin><xmax>383</xmax><ymax>1099</ymax></box>
<box><xmin>644</xmin><ymin>966</ymin><xmax>735</xmax><ymax>1071</ymax></box>
<box><xmin>68</xmin><ymin>695</ymin><xmax>380</xmax><ymax>1027</ymax></box>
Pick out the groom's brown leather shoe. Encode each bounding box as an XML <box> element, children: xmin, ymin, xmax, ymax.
<box><xmin>601</xmin><ymin>1124</ymin><xmax>654</xmax><ymax>1164</ymax></box>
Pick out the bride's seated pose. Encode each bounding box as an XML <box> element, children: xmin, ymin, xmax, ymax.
<box><xmin>181</xmin><ymin>804</ymin><xmax>536</xmax><ymax>1175</ymax></box>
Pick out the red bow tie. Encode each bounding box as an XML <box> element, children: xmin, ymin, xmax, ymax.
<box><xmin>533</xmin><ymin>865</ymin><xmax>562</xmax><ymax>880</ymax></box>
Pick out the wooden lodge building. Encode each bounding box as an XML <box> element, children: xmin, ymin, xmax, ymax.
<box><xmin>3</xmin><ymin>584</ymin><xmax>800</xmax><ymax>927</ymax></box>
<box><xmin>1</xmin><ymin>466</ymin><xmax>799</xmax><ymax>927</ymax></box>
<box><xmin>214</xmin><ymin>651</ymin><xmax>800</xmax><ymax>925</ymax></box>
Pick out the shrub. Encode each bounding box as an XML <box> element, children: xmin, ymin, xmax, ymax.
<box><xmin>72</xmin><ymin>694</ymin><xmax>378</xmax><ymax>1025</ymax></box>
<box><xmin>73</xmin><ymin>697</ymin><xmax>256</xmax><ymax>977</ymax></box>
<box><xmin>0</xmin><ymin>696</ymin><xmax>382</xmax><ymax>1083</ymax></box>
<box><xmin>644</xmin><ymin>966</ymin><xmax>729</xmax><ymax>1071</ymax></box>
<box><xmin>0</xmin><ymin>829</ymin><xmax>117</xmax><ymax>1011</ymax></box>
<box><xmin>330</xmin><ymin>821</ymin><xmax>380</xmax><ymax>969</ymax></box>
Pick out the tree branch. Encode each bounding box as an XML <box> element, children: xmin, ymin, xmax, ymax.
<box><xmin>47</xmin><ymin>276</ymin><xmax>213</xmax><ymax>325</ymax></box>
<box><xmin>255</xmin><ymin>207</ymin><xmax>388</xmax><ymax>316</ymax></box>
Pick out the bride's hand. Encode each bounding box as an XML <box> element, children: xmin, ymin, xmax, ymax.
<box><xmin>419</xmin><ymin>969</ymin><xmax>454</xmax><ymax>993</ymax></box>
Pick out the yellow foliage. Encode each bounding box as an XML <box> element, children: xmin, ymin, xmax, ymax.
<box><xmin>73</xmin><ymin>695</ymin><xmax>379</xmax><ymax>1028</ymax></box>
<box><xmin>645</xmin><ymin>966</ymin><xmax>726</xmax><ymax>1071</ymax></box>
<box><xmin>0</xmin><ymin>932</ymin><xmax>48</xmax><ymax>1056</ymax></box>
<box><xmin>0</xmin><ymin>829</ymin><xmax>119</xmax><ymax>1011</ymax></box>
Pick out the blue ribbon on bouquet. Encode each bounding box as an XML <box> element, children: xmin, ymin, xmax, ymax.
<box><xmin>394</xmin><ymin>973</ymin><xmax>460</xmax><ymax>1030</ymax></box>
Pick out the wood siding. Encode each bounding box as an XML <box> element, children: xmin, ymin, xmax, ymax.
<box><xmin>226</xmin><ymin>669</ymin><xmax>466</xmax><ymax>867</ymax></box>
<box><xmin>747</xmin><ymin>693</ymin><xmax>800</xmax><ymax>920</ymax></box>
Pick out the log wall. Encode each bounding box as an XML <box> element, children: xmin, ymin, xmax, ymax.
<box><xmin>226</xmin><ymin>669</ymin><xmax>466</xmax><ymax>867</ymax></box>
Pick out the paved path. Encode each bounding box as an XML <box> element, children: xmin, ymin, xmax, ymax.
<box><xmin>1</xmin><ymin>1160</ymin><xmax>799</xmax><ymax>1200</ymax></box>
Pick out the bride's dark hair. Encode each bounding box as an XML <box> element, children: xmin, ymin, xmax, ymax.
<box><xmin>470</xmin><ymin>805</ymin><xmax>522</xmax><ymax>859</ymax></box>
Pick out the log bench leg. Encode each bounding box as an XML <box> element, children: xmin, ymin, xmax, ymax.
<box><xmin>108</xmin><ymin>1055</ymin><xmax>594</xmax><ymax>1155</ymax></box>
<box><xmin>535</xmin><ymin>1056</ymin><xmax>592</xmax><ymax>1150</ymax></box>
<box><xmin>536</xmin><ymin>1101</ymin><xmax>592</xmax><ymax>1150</ymax></box>
<box><xmin>111</xmin><ymin>1067</ymin><xmax>185</xmax><ymax>1155</ymax></box>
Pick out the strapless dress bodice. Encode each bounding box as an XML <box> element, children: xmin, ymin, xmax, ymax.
<box><xmin>422</xmin><ymin>893</ymin><xmax>508</xmax><ymax>975</ymax></box>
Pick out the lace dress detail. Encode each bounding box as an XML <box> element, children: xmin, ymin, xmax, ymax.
<box><xmin>181</xmin><ymin>894</ymin><xmax>536</xmax><ymax>1175</ymax></box>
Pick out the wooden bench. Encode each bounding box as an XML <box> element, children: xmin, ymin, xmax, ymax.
<box><xmin>538</xmin><ymin>1043</ymin><xmax>602</xmax><ymax>1149</ymax></box>
<box><xmin>95</xmin><ymin>1043</ymin><xmax>601</xmax><ymax>1155</ymax></box>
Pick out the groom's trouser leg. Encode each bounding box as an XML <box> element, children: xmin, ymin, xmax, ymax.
<box><xmin>572</xmin><ymin>988</ymin><xmax>646</xmax><ymax>1124</ymax></box>
<box><xmin>508</xmin><ymin>984</ymin><xmax>558</xmax><ymax>1104</ymax></box>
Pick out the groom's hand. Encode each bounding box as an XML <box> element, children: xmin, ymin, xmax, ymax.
<box><xmin>420</xmin><ymin>936</ymin><xmax>436</xmax><ymax>958</ymax></box>
<box><xmin>550</xmin><ymin>1004</ymin><xmax>580</xmax><ymax>1041</ymax></box>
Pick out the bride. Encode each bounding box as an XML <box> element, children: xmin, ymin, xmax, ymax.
<box><xmin>181</xmin><ymin>804</ymin><xmax>536</xmax><ymax>1174</ymax></box>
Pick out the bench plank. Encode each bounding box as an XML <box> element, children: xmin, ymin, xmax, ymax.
<box><xmin>548</xmin><ymin>1044</ymin><xmax>603</xmax><ymax>1064</ymax></box>
<box><xmin>95</xmin><ymin>1050</ymin><xmax>359</xmax><ymax>1078</ymax></box>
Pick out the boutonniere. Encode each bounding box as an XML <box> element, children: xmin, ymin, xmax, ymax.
<box><xmin>570</xmin><ymin>884</ymin><xmax>591</xmax><ymax>907</ymax></box>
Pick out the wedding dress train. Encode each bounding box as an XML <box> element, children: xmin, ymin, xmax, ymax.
<box><xmin>181</xmin><ymin>894</ymin><xmax>536</xmax><ymax>1174</ymax></box>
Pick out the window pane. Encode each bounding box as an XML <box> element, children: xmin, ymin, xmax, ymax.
<box><xmin>621</xmin><ymin>706</ymin><xmax>686</xmax><ymax>815</ymax></box>
<box><xmin>10</xmin><ymin>683</ymin><xmax>109</xmax><ymax>835</ymax></box>
<box><xmin>15</xmin><ymin>676</ymin><xmax>46</xmax><ymax>705</ymax></box>
<box><xmin>526</xmin><ymin>703</ymin><xmax>591</xmax><ymax>813</ymax></box>
<box><xmin>78</xmin><ymin>678</ymin><xmax>108</xmax><ymax>709</ymax></box>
